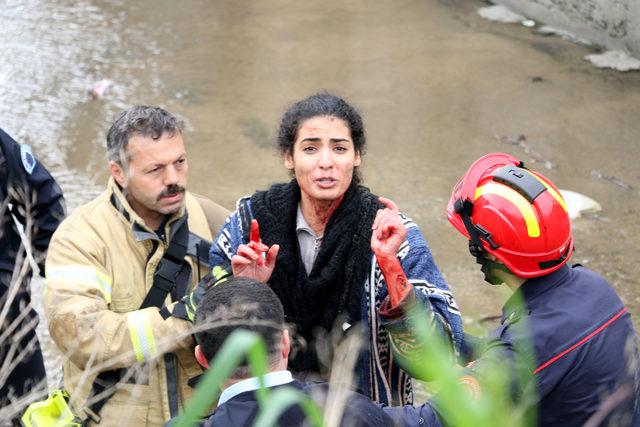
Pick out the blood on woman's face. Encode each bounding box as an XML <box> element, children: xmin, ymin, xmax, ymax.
<box><xmin>284</xmin><ymin>115</ymin><xmax>361</xmax><ymax>205</ymax></box>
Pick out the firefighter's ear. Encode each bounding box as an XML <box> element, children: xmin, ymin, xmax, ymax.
<box><xmin>281</xmin><ymin>329</ymin><xmax>291</xmax><ymax>361</ymax></box>
<box><xmin>109</xmin><ymin>160</ymin><xmax>127</xmax><ymax>188</ymax></box>
<box><xmin>195</xmin><ymin>345</ymin><xmax>209</xmax><ymax>369</ymax></box>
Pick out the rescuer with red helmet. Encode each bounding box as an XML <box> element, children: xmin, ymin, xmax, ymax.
<box><xmin>446</xmin><ymin>153</ymin><xmax>639</xmax><ymax>426</ymax></box>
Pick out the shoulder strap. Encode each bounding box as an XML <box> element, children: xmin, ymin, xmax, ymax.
<box><xmin>135</xmin><ymin>218</ymin><xmax>192</xmax><ymax>420</ymax></box>
<box><xmin>139</xmin><ymin>217</ymin><xmax>190</xmax><ymax>309</ymax></box>
<box><xmin>188</xmin><ymin>232</ymin><xmax>211</xmax><ymax>268</ymax></box>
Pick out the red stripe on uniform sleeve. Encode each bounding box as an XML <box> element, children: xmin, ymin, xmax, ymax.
<box><xmin>533</xmin><ymin>307</ymin><xmax>628</xmax><ymax>375</ymax></box>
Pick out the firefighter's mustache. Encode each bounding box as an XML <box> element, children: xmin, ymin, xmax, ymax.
<box><xmin>157</xmin><ymin>185</ymin><xmax>185</xmax><ymax>201</ymax></box>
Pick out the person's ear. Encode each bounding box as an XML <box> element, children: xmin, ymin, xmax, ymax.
<box><xmin>280</xmin><ymin>329</ymin><xmax>291</xmax><ymax>361</ymax></box>
<box><xmin>284</xmin><ymin>151</ymin><xmax>294</xmax><ymax>171</ymax></box>
<box><xmin>354</xmin><ymin>150</ymin><xmax>361</xmax><ymax>167</ymax></box>
<box><xmin>195</xmin><ymin>345</ymin><xmax>209</xmax><ymax>369</ymax></box>
<box><xmin>109</xmin><ymin>160</ymin><xmax>127</xmax><ymax>187</ymax></box>
<box><xmin>486</xmin><ymin>252</ymin><xmax>500</xmax><ymax>263</ymax></box>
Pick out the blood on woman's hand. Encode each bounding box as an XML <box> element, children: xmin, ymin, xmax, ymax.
<box><xmin>376</xmin><ymin>252</ymin><xmax>411</xmax><ymax>308</ymax></box>
<box><xmin>247</xmin><ymin>219</ymin><xmax>269</xmax><ymax>263</ymax></box>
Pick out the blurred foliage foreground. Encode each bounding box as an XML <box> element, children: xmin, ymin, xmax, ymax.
<box><xmin>175</xmin><ymin>300</ymin><xmax>540</xmax><ymax>427</ymax></box>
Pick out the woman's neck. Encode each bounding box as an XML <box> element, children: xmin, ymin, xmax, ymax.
<box><xmin>300</xmin><ymin>194</ymin><xmax>344</xmax><ymax>236</ymax></box>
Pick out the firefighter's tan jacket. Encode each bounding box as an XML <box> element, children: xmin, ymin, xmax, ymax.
<box><xmin>44</xmin><ymin>178</ymin><xmax>228</xmax><ymax>426</ymax></box>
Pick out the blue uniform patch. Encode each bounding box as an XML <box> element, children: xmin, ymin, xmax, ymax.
<box><xmin>19</xmin><ymin>144</ymin><xmax>37</xmax><ymax>175</ymax></box>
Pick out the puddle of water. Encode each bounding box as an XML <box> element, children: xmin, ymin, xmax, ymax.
<box><xmin>2</xmin><ymin>0</ymin><xmax>639</xmax><ymax>394</ymax></box>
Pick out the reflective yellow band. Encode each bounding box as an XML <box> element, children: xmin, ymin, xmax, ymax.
<box><xmin>185</xmin><ymin>292</ymin><xmax>197</xmax><ymax>322</ymax></box>
<box><xmin>211</xmin><ymin>265</ymin><xmax>230</xmax><ymax>286</ymax></box>
<box><xmin>475</xmin><ymin>182</ymin><xmax>540</xmax><ymax>237</ymax></box>
<box><xmin>46</xmin><ymin>266</ymin><xmax>113</xmax><ymax>303</ymax></box>
<box><xmin>531</xmin><ymin>173</ymin><xmax>568</xmax><ymax>212</ymax></box>
<box><xmin>127</xmin><ymin>310</ymin><xmax>158</xmax><ymax>362</ymax></box>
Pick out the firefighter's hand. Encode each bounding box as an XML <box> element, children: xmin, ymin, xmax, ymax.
<box><xmin>371</xmin><ymin>197</ymin><xmax>412</xmax><ymax>309</ymax></box>
<box><xmin>231</xmin><ymin>219</ymin><xmax>279</xmax><ymax>283</ymax></box>
<box><xmin>171</xmin><ymin>266</ymin><xmax>231</xmax><ymax>321</ymax></box>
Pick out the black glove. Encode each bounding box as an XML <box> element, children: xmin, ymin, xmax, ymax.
<box><xmin>171</xmin><ymin>265</ymin><xmax>231</xmax><ymax>321</ymax></box>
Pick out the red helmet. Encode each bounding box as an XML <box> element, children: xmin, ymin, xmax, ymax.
<box><xmin>446</xmin><ymin>153</ymin><xmax>573</xmax><ymax>278</ymax></box>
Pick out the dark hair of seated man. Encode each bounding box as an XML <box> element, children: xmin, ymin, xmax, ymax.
<box><xmin>194</xmin><ymin>276</ymin><xmax>288</xmax><ymax>379</ymax></box>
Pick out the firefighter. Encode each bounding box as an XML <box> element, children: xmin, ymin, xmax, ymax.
<box><xmin>0</xmin><ymin>128</ymin><xmax>65</xmax><ymax>424</ymax></box>
<box><xmin>44</xmin><ymin>106</ymin><xmax>229</xmax><ymax>425</ymax></box>
<box><xmin>445</xmin><ymin>153</ymin><xmax>639</xmax><ymax>426</ymax></box>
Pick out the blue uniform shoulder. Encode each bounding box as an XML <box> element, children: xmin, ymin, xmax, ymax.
<box><xmin>511</xmin><ymin>264</ymin><xmax>629</xmax><ymax>374</ymax></box>
<box><xmin>0</xmin><ymin>128</ymin><xmax>36</xmax><ymax>175</ymax></box>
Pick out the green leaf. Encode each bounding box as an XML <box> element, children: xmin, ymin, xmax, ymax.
<box><xmin>253</xmin><ymin>387</ymin><xmax>324</xmax><ymax>427</ymax></box>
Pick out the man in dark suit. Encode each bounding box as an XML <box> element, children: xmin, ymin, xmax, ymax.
<box><xmin>186</xmin><ymin>276</ymin><xmax>440</xmax><ymax>427</ymax></box>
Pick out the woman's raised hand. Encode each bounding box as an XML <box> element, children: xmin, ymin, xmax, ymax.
<box><xmin>371</xmin><ymin>196</ymin><xmax>407</xmax><ymax>258</ymax></box>
<box><xmin>371</xmin><ymin>197</ymin><xmax>411</xmax><ymax>309</ymax></box>
<box><xmin>231</xmin><ymin>219</ymin><xmax>280</xmax><ymax>283</ymax></box>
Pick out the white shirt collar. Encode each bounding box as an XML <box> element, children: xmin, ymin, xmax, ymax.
<box><xmin>217</xmin><ymin>370</ymin><xmax>294</xmax><ymax>406</ymax></box>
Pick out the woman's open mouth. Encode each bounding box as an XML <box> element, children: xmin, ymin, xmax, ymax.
<box><xmin>315</xmin><ymin>177</ymin><xmax>337</xmax><ymax>189</ymax></box>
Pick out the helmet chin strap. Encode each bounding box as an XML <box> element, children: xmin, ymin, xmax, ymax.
<box><xmin>468</xmin><ymin>241</ymin><xmax>511</xmax><ymax>286</ymax></box>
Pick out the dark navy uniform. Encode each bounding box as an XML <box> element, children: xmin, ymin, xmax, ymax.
<box><xmin>0</xmin><ymin>128</ymin><xmax>65</xmax><ymax>419</ymax></box>
<box><xmin>464</xmin><ymin>264</ymin><xmax>639</xmax><ymax>426</ymax></box>
<box><xmin>169</xmin><ymin>380</ymin><xmax>396</xmax><ymax>427</ymax></box>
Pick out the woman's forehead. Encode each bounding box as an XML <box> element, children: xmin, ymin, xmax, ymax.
<box><xmin>296</xmin><ymin>116</ymin><xmax>351</xmax><ymax>140</ymax></box>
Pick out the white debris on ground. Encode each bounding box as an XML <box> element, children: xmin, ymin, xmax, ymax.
<box><xmin>478</xmin><ymin>5</ymin><xmax>526</xmax><ymax>24</ymax></box>
<box><xmin>584</xmin><ymin>50</ymin><xmax>640</xmax><ymax>72</ymax></box>
<box><xmin>478</xmin><ymin>5</ymin><xmax>640</xmax><ymax>72</ymax></box>
<box><xmin>559</xmin><ymin>189</ymin><xmax>601</xmax><ymax>220</ymax></box>
<box><xmin>538</xmin><ymin>26</ymin><xmax>592</xmax><ymax>46</ymax></box>
<box><xmin>88</xmin><ymin>78</ymin><xmax>113</xmax><ymax>99</ymax></box>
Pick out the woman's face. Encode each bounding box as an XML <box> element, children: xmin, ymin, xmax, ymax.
<box><xmin>284</xmin><ymin>115</ymin><xmax>361</xmax><ymax>204</ymax></box>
